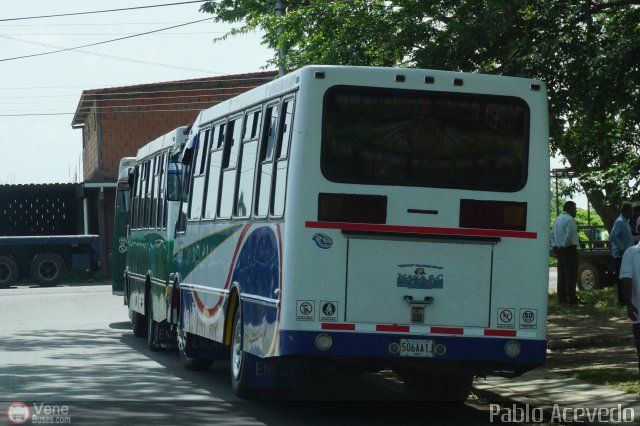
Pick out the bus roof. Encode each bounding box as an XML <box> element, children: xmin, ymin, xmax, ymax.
<box><xmin>135</xmin><ymin>126</ymin><xmax>189</xmax><ymax>161</ymax></box>
<box><xmin>117</xmin><ymin>157</ymin><xmax>135</xmax><ymax>183</ymax></box>
<box><xmin>195</xmin><ymin>65</ymin><xmax>545</xmax><ymax>127</ymax></box>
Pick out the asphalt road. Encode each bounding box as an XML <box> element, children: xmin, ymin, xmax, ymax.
<box><xmin>0</xmin><ymin>284</ymin><xmax>513</xmax><ymax>426</ymax></box>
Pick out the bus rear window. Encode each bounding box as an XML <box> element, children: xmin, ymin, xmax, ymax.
<box><xmin>321</xmin><ymin>86</ymin><xmax>529</xmax><ymax>192</ymax></box>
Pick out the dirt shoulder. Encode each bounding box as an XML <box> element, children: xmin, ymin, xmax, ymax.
<box><xmin>545</xmin><ymin>289</ymin><xmax>640</xmax><ymax>395</ymax></box>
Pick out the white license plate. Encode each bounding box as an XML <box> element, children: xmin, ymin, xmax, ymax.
<box><xmin>400</xmin><ymin>339</ymin><xmax>434</xmax><ymax>358</ymax></box>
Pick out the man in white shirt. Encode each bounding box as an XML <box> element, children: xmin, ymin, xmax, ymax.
<box><xmin>619</xmin><ymin>242</ymin><xmax>640</xmax><ymax>380</ymax></box>
<box><xmin>551</xmin><ymin>201</ymin><xmax>580</xmax><ymax>304</ymax></box>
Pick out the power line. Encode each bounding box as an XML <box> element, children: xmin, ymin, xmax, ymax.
<box><xmin>0</xmin><ymin>76</ymin><xmax>276</xmax><ymax>92</ymax></box>
<box><xmin>0</xmin><ymin>32</ymin><xmax>225</xmax><ymax>36</ymax></box>
<box><xmin>0</xmin><ymin>1</ymin><xmax>209</xmax><ymax>22</ymax></box>
<box><xmin>0</xmin><ymin>22</ymin><xmax>215</xmax><ymax>27</ymax></box>
<box><xmin>0</xmin><ymin>34</ymin><xmax>214</xmax><ymax>72</ymax></box>
<box><xmin>0</xmin><ymin>17</ymin><xmax>214</xmax><ymax>62</ymax></box>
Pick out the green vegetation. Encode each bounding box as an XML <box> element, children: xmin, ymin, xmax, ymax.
<box><xmin>570</xmin><ymin>368</ymin><xmax>640</xmax><ymax>395</ymax></box>
<box><xmin>548</xmin><ymin>287</ymin><xmax>625</xmax><ymax>318</ymax></box>
<box><xmin>202</xmin><ymin>0</ymin><xmax>640</xmax><ymax>230</ymax></box>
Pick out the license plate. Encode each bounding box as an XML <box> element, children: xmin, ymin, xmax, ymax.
<box><xmin>400</xmin><ymin>339</ymin><xmax>434</xmax><ymax>358</ymax></box>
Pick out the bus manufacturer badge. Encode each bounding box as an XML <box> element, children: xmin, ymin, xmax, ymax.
<box><xmin>312</xmin><ymin>233</ymin><xmax>333</xmax><ymax>249</ymax></box>
<box><xmin>396</xmin><ymin>264</ymin><xmax>444</xmax><ymax>289</ymax></box>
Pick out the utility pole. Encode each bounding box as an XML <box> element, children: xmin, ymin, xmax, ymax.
<box><xmin>275</xmin><ymin>0</ymin><xmax>286</xmax><ymax>77</ymax></box>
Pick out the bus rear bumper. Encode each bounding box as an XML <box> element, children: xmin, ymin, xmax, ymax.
<box><xmin>278</xmin><ymin>330</ymin><xmax>546</xmax><ymax>377</ymax></box>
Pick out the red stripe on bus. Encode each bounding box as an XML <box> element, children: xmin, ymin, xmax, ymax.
<box><xmin>321</xmin><ymin>323</ymin><xmax>356</xmax><ymax>331</ymax></box>
<box><xmin>484</xmin><ymin>329</ymin><xmax>517</xmax><ymax>337</ymax></box>
<box><xmin>304</xmin><ymin>221</ymin><xmax>537</xmax><ymax>239</ymax></box>
<box><xmin>376</xmin><ymin>324</ymin><xmax>410</xmax><ymax>333</ymax></box>
<box><xmin>430</xmin><ymin>327</ymin><xmax>464</xmax><ymax>335</ymax></box>
<box><xmin>193</xmin><ymin>224</ymin><xmax>251</xmax><ymax>318</ymax></box>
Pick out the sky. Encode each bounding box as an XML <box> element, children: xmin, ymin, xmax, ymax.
<box><xmin>0</xmin><ymin>1</ymin><xmax>272</xmax><ymax>184</ymax></box>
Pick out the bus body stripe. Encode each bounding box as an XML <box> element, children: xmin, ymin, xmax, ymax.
<box><xmin>376</xmin><ymin>324</ymin><xmax>410</xmax><ymax>332</ymax></box>
<box><xmin>430</xmin><ymin>327</ymin><xmax>465</xmax><ymax>335</ymax></box>
<box><xmin>321</xmin><ymin>323</ymin><xmax>356</xmax><ymax>331</ymax></box>
<box><xmin>192</xmin><ymin>224</ymin><xmax>252</xmax><ymax>318</ymax></box>
<box><xmin>318</xmin><ymin>324</ymin><xmax>535</xmax><ymax>338</ymax></box>
<box><xmin>305</xmin><ymin>221</ymin><xmax>537</xmax><ymax>239</ymax></box>
<box><xmin>484</xmin><ymin>329</ymin><xmax>517</xmax><ymax>337</ymax></box>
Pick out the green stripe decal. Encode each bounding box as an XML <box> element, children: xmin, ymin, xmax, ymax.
<box><xmin>173</xmin><ymin>224</ymin><xmax>244</xmax><ymax>280</ymax></box>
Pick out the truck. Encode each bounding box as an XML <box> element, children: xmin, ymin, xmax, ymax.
<box><xmin>0</xmin><ymin>183</ymin><xmax>100</xmax><ymax>287</ymax></box>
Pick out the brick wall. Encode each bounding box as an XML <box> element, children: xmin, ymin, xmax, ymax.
<box><xmin>77</xmin><ymin>71</ymin><xmax>276</xmax><ymax>182</ymax></box>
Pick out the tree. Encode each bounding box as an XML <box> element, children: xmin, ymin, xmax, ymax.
<box><xmin>201</xmin><ymin>0</ymin><xmax>640</xmax><ymax>230</ymax></box>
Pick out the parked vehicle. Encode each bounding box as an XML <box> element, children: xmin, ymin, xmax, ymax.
<box><xmin>0</xmin><ymin>183</ymin><xmax>100</xmax><ymax>287</ymax></box>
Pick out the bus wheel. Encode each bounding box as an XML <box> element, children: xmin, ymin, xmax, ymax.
<box><xmin>440</xmin><ymin>374</ymin><xmax>474</xmax><ymax>402</ymax></box>
<box><xmin>404</xmin><ymin>373</ymin><xmax>472</xmax><ymax>402</ymax></box>
<box><xmin>146</xmin><ymin>298</ymin><xmax>161</xmax><ymax>351</ymax></box>
<box><xmin>578</xmin><ymin>262</ymin><xmax>600</xmax><ymax>290</ymax></box>
<box><xmin>129</xmin><ymin>303</ymin><xmax>147</xmax><ymax>338</ymax></box>
<box><xmin>178</xmin><ymin>331</ymin><xmax>214</xmax><ymax>371</ymax></box>
<box><xmin>0</xmin><ymin>255</ymin><xmax>18</xmax><ymax>287</ymax></box>
<box><xmin>31</xmin><ymin>253</ymin><xmax>66</xmax><ymax>286</ymax></box>
<box><xmin>230</xmin><ymin>304</ymin><xmax>255</xmax><ymax>398</ymax></box>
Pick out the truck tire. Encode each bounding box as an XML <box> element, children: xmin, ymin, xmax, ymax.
<box><xmin>31</xmin><ymin>253</ymin><xmax>66</xmax><ymax>286</ymax></box>
<box><xmin>0</xmin><ymin>255</ymin><xmax>19</xmax><ymax>287</ymax></box>
<box><xmin>578</xmin><ymin>262</ymin><xmax>600</xmax><ymax>290</ymax></box>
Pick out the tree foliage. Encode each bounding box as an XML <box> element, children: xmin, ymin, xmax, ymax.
<box><xmin>201</xmin><ymin>0</ymin><xmax>640</xmax><ymax>230</ymax></box>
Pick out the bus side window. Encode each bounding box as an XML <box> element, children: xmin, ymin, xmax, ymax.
<box><xmin>272</xmin><ymin>98</ymin><xmax>294</xmax><ymax>217</ymax></box>
<box><xmin>177</xmin><ymin>134</ymin><xmax>197</xmax><ymax>233</ymax></box>
<box><xmin>255</xmin><ymin>103</ymin><xmax>279</xmax><ymax>218</ymax></box>
<box><xmin>150</xmin><ymin>156</ymin><xmax>159</xmax><ymax>229</ymax></box>
<box><xmin>218</xmin><ymin>117</ymin><xmax>242</xmax><ymax>219</ymax></box>
<box><xmin>157</xmin><ymin>152</ymin><xmax>166</xmax><ymax>229</ymax></box>
<box><xmin>204</xmin><ymin>123</ymin><xmax>225</xmax><ymax>219</ymax></box>
<box><xmin>235</xmin><ymin>109</ymin><xmax>262</xmax><ymax>218</ymax></box>
<box><xmin>190</xmin><ymin>128</ymin><xmax>210</xmax><ymax>220</ymax></box>
<box><xmin>131</xmin><ymin>165</ymin><xmax>140</xmax><ymax>229</ymax></box>
<box><xmin>141</xmin><ymin>161</ymin><xmax>150</xmax><ymax>228</ymax></box>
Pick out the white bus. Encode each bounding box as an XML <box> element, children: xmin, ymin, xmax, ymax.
<box><xmin>133</xmin><ymin>65</ymin><xmax>549</xmax><ymax>400</ymax></box>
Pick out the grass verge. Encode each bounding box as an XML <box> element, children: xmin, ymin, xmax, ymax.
<box><xmin>570</xmin><ymin>367</ymin><xmax>640</xmax><ymax>394</ymax></box>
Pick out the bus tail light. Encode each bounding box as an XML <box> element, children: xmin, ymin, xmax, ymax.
<box><xmin>318</xmin><ymin>193</ymin><xmax>387</xmax><ymax>224</ymax></box>
<box><xmin>459</xmin><ymin>199</ymin><xmax>527</xmax><ymax>231</ymax></box>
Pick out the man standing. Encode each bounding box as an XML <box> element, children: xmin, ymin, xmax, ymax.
<box><xmin>619</xmin><ymin>242</ymin><xmax>640</xmax><ymax>380</ymax></box>
<box><xmin>611</xmin><ymin>203</ymin><xmax>634</xmax><ymax>305</ymax></box>
<box><xmin>551</xmin><ymin>201</ymin><xmax>580</xmax><ymax>304</ymax></box>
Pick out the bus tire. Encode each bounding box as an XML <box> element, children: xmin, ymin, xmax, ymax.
<box><xmin>578</xmin><ymin>262</ymin><xmax>600</xmax><ymax>290</ymax></box>
<box><xmin>178</xmin><ymin>332</ymin><xmax>214</xmax><ymax>371</ymax></box>
<box><xmin>0</xmin><ymin>255</ymin><xmax>19</xmax><ymax>287</ymax></box>
<box><xmin>440</xmin><ymin>374</ymin><xmax>474</xmax><ymax>402</ymax></box>
<box><xmin>130</xmin><ymin>305</ymin><xmax>147</xmax><ymax>338</ymax></box>
<box><xmin>404</xmin><ymin>373</ymin><xmax>472</xmax><ymax>402</ymax></box>
<box><xmin>31</xmin><ymin>253</ymin><xmax>66</xmax><ymax>286</ymax></box>
<box><xmin>230</xmin><ymin>304</ymin><xmax>255</xmax><ymax>398</ymax></box>
<box><xmin>147</xmin><ymin>296</ymin><xmax>162</xmax><ymax>351</ymax></box>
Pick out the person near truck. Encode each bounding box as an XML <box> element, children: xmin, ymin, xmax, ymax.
<box><xmin>611</xmin><ymin>203</ymin><xmax>634</xmax><ymax>305</ymax></box>
<box><xmin>618</xmin><ymin>241</ymin><xmax>640</xmax><ymax>381</ymax></box>
<box><xmin>551</xmin><ymin>201</ymin><xmax>580</xmax><ymax>304</ymax></box>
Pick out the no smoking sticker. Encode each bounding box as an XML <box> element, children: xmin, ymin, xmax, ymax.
<box><xmin>296</xmin><ymin>300</ymin><xmax>315</xmax><ymax>321</ymax></box>
<box><xmin>519</xmin><ymin>308</ymin><xmax>538</xmax><ymax>329</ymax></box>
<box><xmin>497</xmin><ymin>308</ymin><xmax>515</xmax><ymax>329</ymax></box>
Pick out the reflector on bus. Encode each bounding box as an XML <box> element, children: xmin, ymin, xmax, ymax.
<box><xmin>459</xmin><ymin>199</ymin><xmax>527</xmax><ymax>231</ymax></box>
<box><xmin>318</xmin><ymin>193</ymin><xmax>387</xmax><ymax>224</ymax></box>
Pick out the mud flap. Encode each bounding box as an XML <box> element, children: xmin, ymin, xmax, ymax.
<box><xmin>182</xmin><ymin>332</ymin><xmax>228</xmax><ymax>359</ymax></box>
<box><xmin>245</xmin><ymin>354</ymin><xmax>306</xmax><ymax>389</ymax></box>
